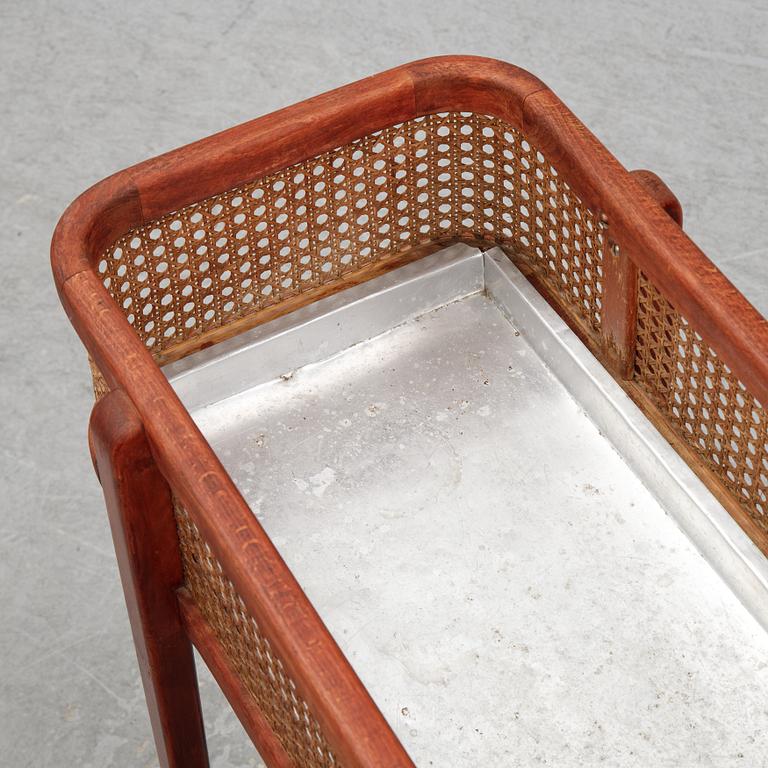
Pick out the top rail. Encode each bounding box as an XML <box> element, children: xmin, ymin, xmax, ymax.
<box><xmin>51</xmin><ymin>55</ymin><xmax>768</xmax><ymax>406</ymax></box>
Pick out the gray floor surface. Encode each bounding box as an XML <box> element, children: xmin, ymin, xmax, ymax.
<box><xmin>1</xmin><ymin>1</ymin><xmax>766</xmax><ymax>766</ymax></box>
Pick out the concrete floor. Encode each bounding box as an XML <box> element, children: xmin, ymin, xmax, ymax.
<box><xmin>1</xmin><ymin>1</ymin><xmax>766</xmax><ymax>766</ymax></box>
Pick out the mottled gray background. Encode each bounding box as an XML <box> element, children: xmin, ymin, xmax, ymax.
<box><xmin>1</xmin><ymin>1</ymin><xmax>766</xmax><ymax>766</ymax></box>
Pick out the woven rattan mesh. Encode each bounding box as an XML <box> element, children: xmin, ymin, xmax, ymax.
<box><xmin>174</xmin><ymin>499</ymin><xmax>340</xmax><ymax>768</ymax></box>
<box><xmin>97</xmin><ymin>112</ymin><xmax>603</xmax><ymax>361</ymax></box>
<box><xmin>634</xmin><ymin>273</ymin><xmax>768</xmax><ymax>532</ymax></box>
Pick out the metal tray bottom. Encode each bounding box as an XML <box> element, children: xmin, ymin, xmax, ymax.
<box><xmin>169</xmin><ymin>246</ymin><xmax>768</xmax><ymax>766</ymax></box>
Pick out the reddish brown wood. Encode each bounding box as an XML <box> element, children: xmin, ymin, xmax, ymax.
<box><xmin>89</xmin><ymin>390</ymin><xmax>209</xmax><ymax>768</ymax></box>
<box><xmin>623</xmin><ymin>379</ymin><xmax>768</xmax><ymax>556</ymax></box>
<box><xmin>408</xmin><ymin>55</ymin><xmax>546</xmax><ymax>128</ymax></box>
<box><xmin>521</xmin><ymin>87</ymin><xmax>768</xmax><ymax>406</ymax></box>
<box><xmin>51</xmin><ymin>56</ymin><xmax>543</xmax><ymax>283</ymax></box>
<box><xmin>600</xmin><ymin>170</ymin><xmax>684</xmax><ymax>378</ymax></box>
<box><xmin>156</xmin><ymin>237</ymin><xmax>467</xmax><ymax>365</ymax></box>
<box><xmin>630</xmin><ymin>169</ymin><xmax>683</xmax><ymax>226</ymax></box>
<box><xmin>177</xmin><ymin>588</ymin><xmax>294</xmax><ymax>768</ymax></box>
<box><xmin>52</xmin><ymin>56</ymin><xmax>768</xmax><ymax>766</ymax></box>
<box><xmin>600</xmin><ymin>224</ymin><xmax>639</xmax><ymax>379</ymax></box>
<box><xmin>50</xmin><ymin>173</ymin><xmax>141</xmax><ymax>289</ymax></box>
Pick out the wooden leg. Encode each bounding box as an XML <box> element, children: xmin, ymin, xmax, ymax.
<box><xmin>90</xmin><ymin>390</ymin><xmax>209</xmax><ymax>768</ymax></box>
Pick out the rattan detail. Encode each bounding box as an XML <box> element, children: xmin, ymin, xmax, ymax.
<box><xmin>97</xmin><ymin>112</ymin><xmax>603</xmax><ymax>362</ymax></box>
<box><xmin>635</xmin><ymin>274</ymin><xmax>768</xmax><ymax>531</ymax></box>
<box><xmin>174</xmin><ymin>499</ymin><xmax>340</xmax><ymax>768</ymax></box>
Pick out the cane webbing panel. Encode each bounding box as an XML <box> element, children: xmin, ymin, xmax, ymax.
<box><xmin>96</xmin><ymin>112</ymin><xmax>603</xmax><ymax>361</ymax></box>
<box><xmin>174</xmin><ymin>500</ymin><xmax>341</xmax><ymax>768</ymax></box>
<box><xmin>634</xmin><ymin>273</ymin><xmax>768</xmax><ymax>533</ymax></box>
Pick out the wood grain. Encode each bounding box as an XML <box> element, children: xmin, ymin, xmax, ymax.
<box><xmin>89</xmin><ymin>390</ymin><xmax>209</xmax><ymax>768</ymax></box>
<box><xmin>600</xmin><ymin>222</ymin><xmax>639</xmax><ymax>380</ymax></box>
<box><xmin>630</xmin><ymin>169</ymin><xmax>684</xmax><ymax>227</ymax></box>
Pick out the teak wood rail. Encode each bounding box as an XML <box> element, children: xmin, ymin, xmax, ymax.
<box><xmin>52</xmin><ymin>56</ymin><xmax>768</xmax><ymax>767</ymax></box>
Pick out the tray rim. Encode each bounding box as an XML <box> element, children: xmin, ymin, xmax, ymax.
<box><xmin>176</xmin><ymin>243</ymin><xmax>768</xmax><ymax>633</ymax></box>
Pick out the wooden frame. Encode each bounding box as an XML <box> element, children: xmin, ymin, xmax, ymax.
<box><xmin>89</xmin><ymin>391</ymin><xmax>210</xmax><ymax>767</ymax></box>
<box><xmin>53</xmin><ymin>56</ymin><xmax>768</xmax><ymax>767</ymax></box>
